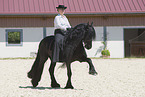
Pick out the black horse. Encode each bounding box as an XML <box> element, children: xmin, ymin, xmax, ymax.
<box><xmin>27</xmin><ymin>23</ymin><xmax>97</xmax><ymax>89</ymax></box>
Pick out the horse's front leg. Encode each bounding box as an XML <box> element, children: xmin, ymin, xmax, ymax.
<box><xmin>49</xmin><ymin>62</ymin><xmax>60</xmax><ymax>88</ymax></box>
<box><xmin>64</xmin><ymin>63</ymin><xmax>74</xmax><ymax>89</ymax></box>
<box><xmin>64</xmin><ymin>46</ymin><xmax>74</xmax><ymax>89</ymax></box>
<box><xmin>86</xmin><ymin>58</ymin><xmax>98</xmax><ymax>75</ymax></box>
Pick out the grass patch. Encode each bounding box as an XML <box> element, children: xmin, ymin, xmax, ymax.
<box><xmin>91</xmin><ymin>57</ymin><xmax>145</xmax><ymax>59</ymax></box>
<box><xmin>0</xmin><ymin>57</ymin><xmax>35</xmax><ymax>60</ymax></box>
<box><xmin>0</xmin><ymin>57</ymin><xmax>145</xmax><ymax>60</ymax></box>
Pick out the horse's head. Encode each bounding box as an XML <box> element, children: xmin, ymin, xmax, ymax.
<box><xmin>83</xmin><ymin>22</ymin><xmax>96</xmax><ymax>50</ymax></box>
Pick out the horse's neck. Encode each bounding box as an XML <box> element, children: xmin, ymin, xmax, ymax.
<box><xmin>72</xmin><ymin>38</ymin><xmax>82</xmax><ymax>47</ymax></box>
<box><xmin>64</xmin><ymin>24</ymin><xmax>86</xmax><ymax>48</ymax></box>
<box><xmin>70</xmin><ymin>26</ymin><xmax>85</xmax><ymax>45</ymax></box>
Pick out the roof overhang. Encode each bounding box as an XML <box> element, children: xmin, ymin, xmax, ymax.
<box><xmin>0</xmin><ymin>12</ymin><xmax>145</xmax><ymax>17</ymax></box>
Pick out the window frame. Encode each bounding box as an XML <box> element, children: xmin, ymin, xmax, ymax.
<box><xmin>6</xmin><ymin>29</ymin><xmax>23</xmax><ymax>46</ymax></box>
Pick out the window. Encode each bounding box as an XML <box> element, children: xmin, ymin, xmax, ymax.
<box><xmin>6</xmin><ymin>29</ymin><xmax>23</xmax><ymax>46</ymax></box>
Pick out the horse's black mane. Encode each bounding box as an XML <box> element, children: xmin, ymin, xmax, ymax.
<box><xmin>64</xmin><ymin>23</ymin><xmax>95</xmax><ymax>45</ymax></box>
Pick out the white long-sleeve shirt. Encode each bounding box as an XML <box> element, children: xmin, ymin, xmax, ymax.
<box><xmin>54</xmin><ymin>14</ymin><xmax>71</xmax><ymax>31</ymax></box>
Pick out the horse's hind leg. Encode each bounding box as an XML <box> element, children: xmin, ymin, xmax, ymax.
<box><xmin>31</xmin><ymin>56</ymin><xmax>48</xmax><ymax>87</ymax></box>
<box><xmin>49</xmin><ymin>62</ymin><xmax>60</xmax><ymax>88</ymax></box>
<box><xmin>85</xmin><ymin>58</ymin><xmax>98</xmax><ymax>75</ymax></box>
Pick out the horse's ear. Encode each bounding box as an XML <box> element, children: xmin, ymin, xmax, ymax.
<box><xmin>86</xmin><ymin>22</ymin><xmax>89</xmax><ymax>29</ymax></box>
<box><xmin>91</xmin><ymin>22</ymin><xmax>93</xmax><ymax>26</ymax></box>
<box><xmin>87</xmin><ymin>22</ymin><xmax>89</xmax><ymax>25</ymax></box>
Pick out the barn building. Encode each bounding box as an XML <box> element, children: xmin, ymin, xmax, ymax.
<box><xmin>0</xmin><ymin>0</ymin><xmax>145</xmax><ymax>58</ymax></box>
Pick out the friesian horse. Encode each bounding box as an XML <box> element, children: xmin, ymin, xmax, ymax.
<box><xmin>27</xmin><ymin>23</ymin><xmax>97</xmax><ymax>89</ymax></box>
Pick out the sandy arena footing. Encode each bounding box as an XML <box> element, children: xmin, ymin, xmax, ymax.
<box><xmin>0</xmin><ymin>59</ymin><xmax>145</xmax><ymax>97</ymax></box>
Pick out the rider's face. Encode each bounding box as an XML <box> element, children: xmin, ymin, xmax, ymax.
<box><xmin>57</xmin><ymin>8</ymin><xmax>65</xmax><ymax>15</ymax></box>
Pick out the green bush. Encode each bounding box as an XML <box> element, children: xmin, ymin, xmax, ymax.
<box><xmin>8</xmin><ymin>32</ymin><xmax>20</xmax><ymax>44</ymax></box>
<box><xmin>101</xmin><ymin>50</ymin><xmax>110</xmax><ymax>56</ymax></box>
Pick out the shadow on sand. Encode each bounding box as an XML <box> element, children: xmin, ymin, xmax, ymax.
<box><xmin>19</xmin><ymin>86</ymin><xmax>83</xmax><ymax>90</ymax></box>
<box><xmin>19</xmin><ymin>86</ymin><xmax>63</xmax><ymax>90</ymax></box>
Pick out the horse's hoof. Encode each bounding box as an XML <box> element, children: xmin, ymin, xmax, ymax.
<box><xmin>51</xmin><ymin>83</ymin><xmax>60</xmax><ymax>88</ymax></box>
<box><xmin>27</xmin><ymin>71</ymin><xmax>33</xmax><ymax>79</ymax></box>
<box><xmin>89</xmin><ymin>71</ymin><xmax>98</xmax><ymax>76</ymax></box>
<box><xmin>64</xmin><ymin>85</ymin><xmax>74</xmax><ymax>89</ymax></box>
<box><xmin>31</xmin><ymin>80</ymin><xmax>38</xmax><ymax>88</ymax></box>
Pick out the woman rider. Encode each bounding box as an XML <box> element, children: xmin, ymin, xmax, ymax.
<box><xmin>53</xmin><ymin>5</ymin><xmax>71</xmax><ymax>62</ymax></box>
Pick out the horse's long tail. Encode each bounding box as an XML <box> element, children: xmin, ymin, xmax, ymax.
<box><xmin>27</xmin><ymin>36</ymin><xmax>53</xmax><ymax>80</ymax></box>
<box><xmin>27</xmin><ymin>51</ymin><xmax>40</xmax><ymax>79</ymax></box>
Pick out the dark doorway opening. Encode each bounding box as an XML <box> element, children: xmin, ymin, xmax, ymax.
<box><xmin>124</xmin><ymin>28</ymin><xmax>145</xmax><ymax>57</ymax></box>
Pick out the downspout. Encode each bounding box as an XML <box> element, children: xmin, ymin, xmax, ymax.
<box><xmin>103</xmin><ymin>26</ymin><xmax>107</xmax><ymax>50</ymax></box>
<box><xmin>43</xmin><ymin>27</ymin><xmax>46</xmax><ymax>38</ymax></box>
